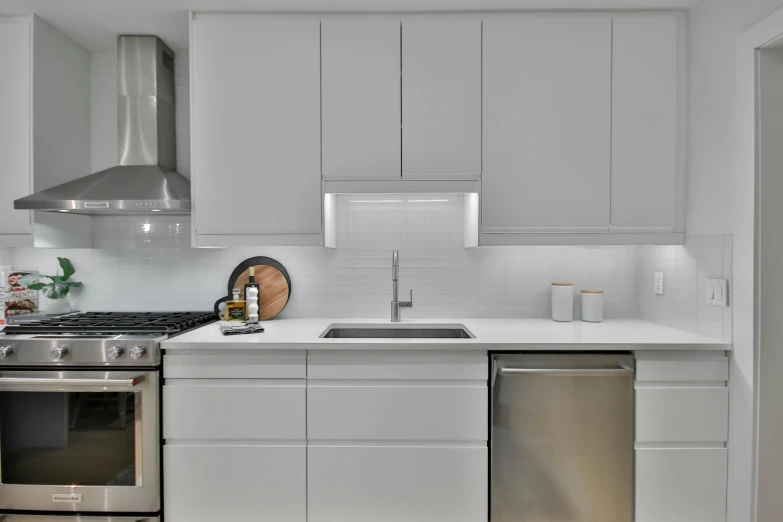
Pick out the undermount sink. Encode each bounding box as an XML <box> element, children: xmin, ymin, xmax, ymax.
<box><xmin>320</xmin><ymin>324</ymin><xmax>475</xmax><ymax>339</ymax></box>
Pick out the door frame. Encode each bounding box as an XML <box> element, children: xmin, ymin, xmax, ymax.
<box><xmin>737</xmin><ymin>8</ymin><xmax>783</xmax><ymax>522</ymax></box>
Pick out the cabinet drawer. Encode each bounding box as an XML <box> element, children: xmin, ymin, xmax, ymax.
<box><xmin>308</xmin><ymin>385</ymin><xmax>487</xmax><ymax>441</ymax></box>
<box><xmin>164</xmin><ymin>353</ymin><xmax>306</xmax><ymax>379</ymax></box>
<box><xmin>308</xmin><ymin>352</ymin><xmax>488</xmax><ymax>381</ymax></box>
<box><xmin>636</xmin><ymin>353</ymin><xmax>729</xmax><ymax>382</ymax></box>
<box><xmin>164</xmin><ymin>382</ymin><xmax>305</xmax><ymax>440</ymax></box>
<box><xmin>165</xmin><ymin>444</ymin><xmax>306</xmax><ymax>522</ymax></box>
<box><xmin>308</xmin><ymin>446</ymin><xmax>487</xmax><ymax>522</ymax></box>
<box><xmin>636</xmin><ymin>387</ymin><xmax>728</xmax><ymax>442</ymax></box>
<box><xmin>636</xmin><ymin>448</ymin><xmax>727</xmax><ymax>522</ymax></box>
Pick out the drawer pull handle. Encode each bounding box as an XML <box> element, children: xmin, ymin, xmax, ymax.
<box><xmin>499</xmin><ymin>366</ymin><xmax>634</xmax><ymax>377</ymax></box>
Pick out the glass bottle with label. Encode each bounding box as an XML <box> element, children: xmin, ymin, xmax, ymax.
<box><xmin>225</xmin><ymin>288</ymin><xmax>246</xmax><ymax>322</ymax></box>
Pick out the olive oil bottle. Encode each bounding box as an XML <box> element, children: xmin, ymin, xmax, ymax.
<box><xmin>225</xmin><ymin>288</ymin><xmax>246</xmax><ymax>322</ymax></box>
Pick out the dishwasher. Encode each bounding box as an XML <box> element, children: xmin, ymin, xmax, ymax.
<box><xmin>491</xmin><ymin>353</ymin><xmax>635</xmax><ymax>522</ymax></box>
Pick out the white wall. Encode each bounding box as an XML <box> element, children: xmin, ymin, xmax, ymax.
<box><xmin>690</xmin><ymin>3</ymin><xmax>783</xmax><ymax>522</ymax></box>
<box><xmin>637</xmin><ymin>236</ymin><xmax>732</xmax><ymax>341</ymax></box>
<box><xmin>687</xmin><ymin>0</ymin><xmax>783</xmax><ymax>235</ymax></box>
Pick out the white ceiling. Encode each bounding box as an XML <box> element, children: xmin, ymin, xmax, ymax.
<box><xmin>0</xmin><ymin>0</ymin><xmax>701</xmax><ymax>52</ymax></box>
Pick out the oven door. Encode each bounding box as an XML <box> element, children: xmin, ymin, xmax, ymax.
<box><xmin>0</xmin><ymin>371</ymin><xmax>160</xmax><ymax>513</ymax></box>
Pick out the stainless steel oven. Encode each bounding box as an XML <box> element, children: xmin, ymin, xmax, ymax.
<box><xmin>0</xmin><ymin>370</ymin><xmax>160</xmax><ymax>514</ymax></box>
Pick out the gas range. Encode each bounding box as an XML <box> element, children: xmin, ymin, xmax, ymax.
<box><xmin>0</xmin><ymin>311</ymin><xmax>216</xmax><ymax>367</ymax></box>
<box><xmin>0</xmin><ymin>311</ymin><xmax>215</xmax><ymax>518</ymax></box>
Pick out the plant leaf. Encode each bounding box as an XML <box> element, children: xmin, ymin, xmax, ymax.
<box><xmin>41</xmin><ymin>282</ymin><xmax>70</xmax><ymax>299</ymax></box>
<box><xmin>18</xmin><ymin>274</ymin><xmax>42</xmax><ymax>287</ymax></box>
<box><xmin>68</xmin><ymin>282</ymin><xmax>83</xmax><ymax>288</ymax></box>
<box><xmin>58</xmin><ymin>258</ymin><xmax>75</xmax><ymax>282</ymax></box>
<box><xmin>26</xmin><ymin>283</ymin><xmax>46</xmax><ymax>291</ymax></box>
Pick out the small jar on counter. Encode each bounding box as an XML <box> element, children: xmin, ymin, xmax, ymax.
<box><xmin>551</xmin><ymin>283</ymin><xmax>574</xmax><ymax>322</ymax></box>
<box><xmin>581</xmin><ymin>290</ymin><xmax>604</xmax><ymax>323</ymax></box>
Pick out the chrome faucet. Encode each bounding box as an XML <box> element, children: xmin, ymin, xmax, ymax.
<box><xmin>391</xmin><ymin>250</ymin><xmax>413</xmax><ymax>322</ymax></box>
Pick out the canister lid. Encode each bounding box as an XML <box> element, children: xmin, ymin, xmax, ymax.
<box><xmin>581</xmin><ymin>289</ymin><xmax>604</xmax><ymax>293</ymax></box>
<box><xmin>551</xmin><ymin>282</ymin><xmax>573</xmax><ymax>286</ymax></box>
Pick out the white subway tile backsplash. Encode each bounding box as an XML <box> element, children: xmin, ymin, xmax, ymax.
<box><xmin>636</xmin><ymin>235</ymin><xmax>732</xmax><ymax>342</ymax></box>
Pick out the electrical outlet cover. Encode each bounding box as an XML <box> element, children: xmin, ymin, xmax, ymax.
<box><xmin>706</xmin><ymin>278</ymin><xmax>729</xmax><ymax>307</ymax></box>
<box><xmin>654</xmin><ymin>272</ymin><xmax>664</xmax><ymax>295</ymax></box>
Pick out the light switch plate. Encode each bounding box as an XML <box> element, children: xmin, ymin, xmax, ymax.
<box><xmin>706</xmin><ymin>278</ymin><xmax>729</xmax><ymax>307</ymax></box>
<box><xmin>654</xmin><ymin>272</ymin><xmax>664</xmax><ymax>295</ymax></box>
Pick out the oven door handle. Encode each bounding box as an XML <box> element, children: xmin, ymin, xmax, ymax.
<box><xmin>0</xmin><ymin>373</ymin><xmax>146</xmax><ymax>390</ymax></box>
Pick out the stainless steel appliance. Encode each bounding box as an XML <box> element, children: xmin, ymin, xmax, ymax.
<box><xmin>491</xmin><ymin>353</ymin><xmax>635</xmax><ymax>522</ymax></box>
<box><xmin>390</xmin><ymin>250</ymin><xmax>413</xmax><ymax>322</ymax></box>
<box><xmin>0</xmin><ymin>312</ymin><xmax>215</xmax><ymax>520</ymax></box>
<box><xmin>14</xmin><ymin>36</ymin><xmax>190</xmax><ymax>214</ymax></box>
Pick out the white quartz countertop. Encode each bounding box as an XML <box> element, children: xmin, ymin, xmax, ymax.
<box><xmin>162</xmin><ymin>318</ymin><xmax>730</xmax><ymax>351</ymax></box>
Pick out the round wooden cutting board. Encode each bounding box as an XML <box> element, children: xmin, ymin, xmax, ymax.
<box><xmin>221</xmin><ymin>257</ymin><xmax>292</xmax><ymax>321</ymax></box>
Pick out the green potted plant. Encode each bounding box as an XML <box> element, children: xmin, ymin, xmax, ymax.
<box><xmin>19</xmin><ymin>257</ymin><xmax>83</xmax><ymax>315</ymax></box>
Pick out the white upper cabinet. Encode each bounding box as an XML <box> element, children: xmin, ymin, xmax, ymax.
<box><xmin>611</xmin><ymin>16</ymin><xmax>681</xmax><ymax>233</ymax></box>
<box><xmin>482</xmin><ymin>17</ymin><xmax>612</xmax><ymax>234</ymax></box>
<box><xmin>0</xmin><ymin>17</ymin><xmax>90</xmax><ymax>248</ymax></box>
<box><xmin>322</xmin><ymin>18</ymin><xmax>401</xmax><ymax>179</ymax></box>
<box><xmin>402</xmin><ymin>18</ymin><xmax>481</xmax><ymax>179</ymax></box>
<box><xmin>0</xmin><ymin>19</ymin><xmax>32</xmax><ymax>243</ymax></box>
<box><xmin>191</xmin><ymin>16</ymin><xmax>322</xmax><ymax>246</ymax></box>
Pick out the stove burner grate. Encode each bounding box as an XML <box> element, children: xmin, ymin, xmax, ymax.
<box><xmin>3</xmin><ymin>311</ymin><xmax>216</xmax><ymax>335</ymax></box>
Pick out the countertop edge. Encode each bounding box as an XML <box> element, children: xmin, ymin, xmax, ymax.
<box><xmin>162</xmin><ymin>342</ymin><xmax>732</xmax><ymax>351</ymax></box>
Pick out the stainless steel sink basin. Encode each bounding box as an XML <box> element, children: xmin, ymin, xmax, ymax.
<box><xmin>320</xmin><ymin>324</ymin><xmax>475</xmax><ymax>339</ymax></box>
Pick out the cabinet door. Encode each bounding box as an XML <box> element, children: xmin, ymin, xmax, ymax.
<box><xmin>308</xmin><ymin>385</ymin><xmax>487</xmax><ymax>441</ymax></box>
<box><xmin>611</xmin><ymin>16</ymin><xmax>680</xmax><ymax>232</ymax></box>
<box><xmin>191</xmin><ymin>18</ymin><xmax>321</xmax><ymax>236</ymax></box>
<box><xmin>482</xmin><ymin>17</ymin><xmax>611</xmax><ymax>233</ymax></box>
<box><xmin>308</xmin><ymin>446</ymin><xmax>487</xmax><ymax>522</ymax></box>
<box><xmin>163</xmin><ymin>382</ymin><xmax>305</xmax><ymax>440</ymax></box>
<box><xmin>636</xmin><ymin>387</ymin><xmax>728</xmax><ymax>443</ymax></box>
<box><xmin>636</xmin><ymin>448</ymin><xmax>727</xmax><ymax>522</ymax></box>
<box><xmin>164</xmin><ymin>444</ymin><xmax>306</xmax><ymax>522</ymax></box>
<box><xmin>322</xmin><ymin>18</ymin><xmax>401</xmax><ymax>179</ymax></box>
<box><xmin>0</xmin><ymin>20</ymin><xmax>31</xmax><ymax>238</ymax></box>
<box><xmin>402</xmin><ymin>18</ymin><xmax>481</xmax><ymax>179</ymax></box>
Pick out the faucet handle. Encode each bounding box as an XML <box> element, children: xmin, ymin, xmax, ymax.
<box><xmin>402</xmin><ymin>289</ymin><xmax>413</xmax><ymax>308</ymax></box>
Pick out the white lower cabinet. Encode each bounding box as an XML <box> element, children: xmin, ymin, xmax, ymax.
<box><xmin>164</xmin><ymin>445</ymin><xmax>306</xmax><ymax>522</ymax></box>
<box><xmin>307</xmin><ymin>385</ymin><xmax>487</xmax><ymax>441</ymax></box>
<box><xmin>307</xmin><ymin>351</ymin><xmax>489</xmax><ymax>522</ymax></box>
<box><xmin>162</xmin><ymin>352</ymin><xmax>307</xmax><ymax>522</ymax></box>
<box><xmin>635</xmin><ymin>352</ymin><xmax>730</xmax><ymax>522</ymax></box>
<box><xmin>636</xmin><ymin>448</ymin><xmax>728</xmax><ymax>522</ymax></box>
<box><xmin>308</xmin><ymin>446</ymin><xmax>487</xmax><ymax>522</ymax></box>
<box><xmin>160</xmin><ymin>349</ymin><xmax>732</xmax><ymax>522</ymax></box>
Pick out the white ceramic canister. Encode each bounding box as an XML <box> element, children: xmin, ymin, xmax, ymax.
<box><xmin>581</xmin><ymin>289</ymin><xmax>604</xmax><ymax>323</ymax></box>
<box><xmin>551</xmin><ymin>283</ymin><xmax>574</xmax><ymax>322</ymax></box>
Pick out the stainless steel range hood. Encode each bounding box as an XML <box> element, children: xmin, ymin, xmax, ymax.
<box><xmin>15</xmin><ymin>36</ymin><xmax>190</xmax><ymax>214</ymax></box>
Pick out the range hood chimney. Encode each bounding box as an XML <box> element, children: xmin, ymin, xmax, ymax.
<box><xmin>15</xmin><ymin>35</ymin><xmax>191</xmax><ymax>214</ymax></box>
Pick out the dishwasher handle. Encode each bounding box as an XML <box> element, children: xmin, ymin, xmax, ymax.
<box><xmin>498</xmin><ymin>366</ymin><xmax>634</xmax><ymax>377</ymax></box>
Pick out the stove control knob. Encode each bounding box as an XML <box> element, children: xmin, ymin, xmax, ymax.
<box><xmin>0</xmin><ymin>346</ymin><xmax>14</xmax><ymax>360</ymax></box>
<box><xmin>129</xmin><ymin>346</ymin><xmax>147</xmax><ymax>360</ymax></box>
<box><xmin>50</xmin><ymin>345</ymin><xmax>69</xmax><ymax>361</ymax></box>
<box><xmin>106</xmin><ymin>346</ymin><xmax>125</xmax><ymax>360</ymax></box>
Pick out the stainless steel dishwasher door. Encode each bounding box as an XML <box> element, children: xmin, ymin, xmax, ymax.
<box><xmin>491</xmin><ymin>354</ymin><xmax>635</xmax><ymax>522</ymax></box>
